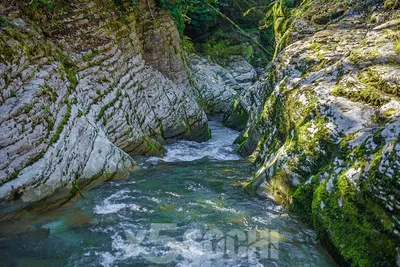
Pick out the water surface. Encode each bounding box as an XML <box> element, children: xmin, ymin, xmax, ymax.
<box><xmin>0</xmin><ymin>118</ymin><xmax>336</xmax><ymax>266</ymax></box>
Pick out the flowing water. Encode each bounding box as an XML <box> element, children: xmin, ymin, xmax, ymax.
<box><xmin>0</xmin><ymin>118</ymin><xmax>336</xmax><ymax>267</ymax></box>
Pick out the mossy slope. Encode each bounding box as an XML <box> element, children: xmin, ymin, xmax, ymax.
<box><xmin>234</xmin><ymin>0</ymin><xmax>400</xmax><ymax>265</ymax></box>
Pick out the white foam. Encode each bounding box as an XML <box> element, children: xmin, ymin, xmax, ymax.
<box><xmin>150</xmin><ymin>120</ymin><xmax>242</xmax><ymax>163</ymax></box>
<box><xmin>94</xmin><ymin>203</ymin><xmax>129</xmax><ymax>215</ymax></box>
<box><xmin>93</xmin><ymin>189</ymin><xmax>135</xmax><ymax>215</ymax></box>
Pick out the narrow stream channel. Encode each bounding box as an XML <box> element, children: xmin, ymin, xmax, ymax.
<box><xmin>0</xmin><ymin>118</ymin><xmax>336</xmax><ymax>266</ymax></box>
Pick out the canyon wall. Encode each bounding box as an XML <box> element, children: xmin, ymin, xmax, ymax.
<box><xmin>233</xmin><ymin>1</ymin><xmax>400</xmax><ymax>265</ymax></box>
<box><xmin>0</xmin><ymin>0</ymin><xmax>209</xmax><ymax>220</ymax></box>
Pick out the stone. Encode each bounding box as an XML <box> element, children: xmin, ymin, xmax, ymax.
<box><xmin>0</xmin><ymin>0</ymin><xmax>209</xmax><ymax>220</ymax></box>
<box><xmin>234</xmin><ymin>2</ymin><xmax>400</xmax><ymax>265</ymax></box>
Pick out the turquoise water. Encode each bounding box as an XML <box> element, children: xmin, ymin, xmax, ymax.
<box><xmin>0</xmin><ymin>120</ymin><xmax>336</xmax><ymax>266</ymax></box>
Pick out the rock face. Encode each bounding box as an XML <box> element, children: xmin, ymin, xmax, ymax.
<box><xmin>0</xmin><ymin>0</ymin><xmax>209</xmax><ymax>220</ymax></box>
<box><xmin>188</xmin><ymin>53</ymin><xmax>257</xmax><ymax>117</ymax></box>
<box><xmin>232</xmin><ymin>1</ymin><xmax>400</xmax><ymax>265</ymax></box>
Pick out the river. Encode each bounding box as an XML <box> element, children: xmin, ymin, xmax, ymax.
<box><xmin>0</xmin><ymin>118</ymin><xmax>336</xmax><ymax>266</ymax></box>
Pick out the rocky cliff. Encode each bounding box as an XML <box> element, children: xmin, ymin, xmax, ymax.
<box><xmin>0</xmin><ymin>0</ymin><xmax>210</xmax><ymax>220</ymax></box>
<box><xmin>189</xmin><ymin>53</ymin><xmax>257</xmax><ymax>120</ymax></box>
<box><xmin>232</xmin><ymin>0</ymin><xmax>400</xmax><ymax>265</ymax></box>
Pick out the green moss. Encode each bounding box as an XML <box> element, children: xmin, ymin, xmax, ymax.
<box><xmin>182</xmin><ymin>117</ymin><xmax>192</xmax><ymax>134</ymax></box>
<box><xmin>394</xmin><ymin>39</ymin><xmax>400</xmax><ymax>54</ymax></box>
<box><xmin>382</xmin><ymin>107</ymin><xmax>397</xmax><ymax>117</ymax></box>
<box><xmin>144</xmin><ymin>137</ymin><xmax>159</xmax><ymax>152</ymax></box>
<box><xmin>359</xmin><ymin>69</ymin><xmax>399</xmax><ymax>97</ymax></box>
<box><xmin>384</xmin><ymin>0</ymin><xmax>396</xmax><ymax>9</ymax></box>
<box><xmin>82</xmin><ymin>50</ymin><xmax>99</xmax><ymax>62</ymax></box>
<box><xmin>207</xmin><ymin>127</ymin><xmax>212</xmax><ymax>139</ymax></box>
<box><xmin>31</xmin><ymin>0</ymin><xmax>55</xmax><ymax>10</ymax></box>
<box><xmin>38</xmin><ymin>84</ymin><xmax>58</xmax><ymax>102</ymax></box>
<box><xmin>182</xmin><ymin>36</ymin><xmax>195</xmax><ymax>53</ymax></box>
<box><xmin>266</xmin><ymin>170</ymin><xmax>295</xmax><ymax>207</ymax></box>
<box><xmin>369</xmin><ymin>49</ymin><xmax>379</xmax><ymax>58</ymax></box>
<box><xmin>332</xmin><ymin>83</ymin><xmax>390</xmax><ymax>108</ymax></box>
<box><xmin>97</xmin><ymin>76</ymin><xmax>111</xmax><ymax>84</ymax></box>
<box><xmin>70</xmin><ymin>177</ymin><xmax>85</xmax><ymax>199</ymax></box>
<box><xmin>224</xmin><ymin>99</ymin><xmax>249</xmax><ymax>131</ymax></box>
<box><xmin>49</xmin><ymin>103</ymin><xmax>71</xmax><ymax>145</ymax></box>
<box><xmin>291</xmin><ymin>176</ymin><xmax>318</xmax><ymax>225</ymax></box>
<box><xmin>3</xmin><ymin>170</ymin><xmax>21</xmax><ymax>185</ymax></box>
<box><xmin>234</xmin><ymin>137</ymin><xmax>248</xmax><ymax>152</ymax></box>
<box><xmin>288</xmin><ymin>125</ymin><xmax>400</xmax><ymax>266</ymax></box>
<box><xmin>314</xmin><ymin>172</ymin><xmax>398</xmax><ymax>265</ymax></box>
<box><xmin>0</xmin><ymin>17</ymin><xmax>13</xmax><ymax>28</ymax></box>
<box><xmin>96</xmin><ymin>90</ymin><xmax>122</xmax><ymax>121</ymax></box>
<box><xmin>26</xmin><ymin>151</ymin><xmax>46</xmax><ymax>166</ymax></box>
<box><xmin>349</xmin><ymin>49</ymin><xmax>362</xmax><ymax>65</ymax></box>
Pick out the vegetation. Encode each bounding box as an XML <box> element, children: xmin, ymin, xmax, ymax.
<box><xmin>157</xmin><ymin>0</ymin><xmax>302</xmax><ymax>64</ymax></box>
<box><xmin>332</xmin><ymin>84</ymin><xmax>390</xmax><ymax>108</ymax></box>
<box><xmin>31</xmin><ymin>0</ymin><xmax>55</xmax><ymax>10</ymax></box>
<box><xmin>0</xmin><ymin>17</ymin><xmax>12</xmax><ymax>28</ymax></box>
<box><xmin>395</xmin><ymin>39</ymin><xmax>400</xmax><ymax>54</ymax></box>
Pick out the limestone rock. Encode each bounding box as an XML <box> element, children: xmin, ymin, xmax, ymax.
<box><xmin>234</xmin><ymin>2</ymin><xmax>400</xmax><ymax>265</ymax></box>
<box><xmin>188</xmin><ymin>53</ymin><xmax>257</xmax><ymax>115</ymax></box>
<box><xmin>0</xmin><ymin>0</ymin><xmax>209</xmax><ymax>220</ymax></box>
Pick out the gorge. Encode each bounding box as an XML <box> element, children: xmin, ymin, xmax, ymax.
<box><xmin>0</xmin><ymin>0</ymin><xmax>399</xmax><ymax>266</ymax></box>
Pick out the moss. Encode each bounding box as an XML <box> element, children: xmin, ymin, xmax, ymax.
<box><xmin>369</xmin><ymin>49</ymin><xmax>379</xmax><ymax>58</ymax></box>
<box><xmin>82</xmin><ymin>50</ymin><xmax>99</xmax><ymax>62</ymax></box>
<box><xmin>144</xmin><ymin>137</ymin><xmax>159</xmax><ymax>152</ymax></box>
<box><xmin>291</xmin><ymin>176</ymin><xmax>318</xmax><ymax>225</ymax></box>
<box><xmin>77</xmin><ymin>109</ymin><xmax>83</xmax><ymax>117</ymax></box>
<box><xmin>97</xmin><ymin>76</ymin><xmax>111</xmax><ymax>84</ymax></box>
<box><xmin>207</xmin><ymin>127</ymin><xmax>212</xmax><ymax>139</ymax></box>
<box><xmin>311</xmin><ymin>9</ymin><xmax>345</xmax><ymax>25</ymax></box>
<box><xmin>266</xmin><ymin>170</ymin><xmax>295</xmax><ymax>207</ymax></box>
<box><xmin>49</xmin><ymin>103</ymin><xmax>71</xmax><ymax>145</ymax></box>
<box><xmin>0</xmin><ymin>17</ymin><xmax>13</xmax><ymax>28</ymax></box>
<box><xmin>96</xmin><ymin>90</ymin><xmax>122</xmax><ymax>121</ymax></box>
<box><xmin>288</xmin><ymin>125</ymin><xmax>400</xmax><ymax>266</ymax></box>
<box><xmin>394</xmin><ymin>39</ymin><xmax>400</xmax><ymax>54</ymax></box>
<box><xmin>349</xmin><ymin>49</ymin><xmax>362</xmax><ymax>65</ymax></box>
<box><xmin>234</xmin><ymin>137</ymin><xmax>248</xmax><ymax>152</ymax></box>
<box><xmin>179</xmin><ymin>116</ymin><xmax>192</xmax><ymax>135</ymax></box>
<box><xmin>70</xmin><ymin>178</ymin><xmax>85</xmax><ymax>199</ymax></box>
<box><xmin>224</xmin><ymin>99</ymin><xmax>249</xmax><ymax>131</ymax></box>
<box><xmin>312</xmin><ymin>172</ymin><xmax>398</xmax><ymax>266</ymax></box>
<box><xmin>332</xmin><ymin>83</ymin><xmax>390</xmax><ymax>108</ymax></box>
<box><xmin>359</xmin><ymin>69</ymin><xmax>399</xmax><ymax>97</ymax></box>
<box><xmin>384</xmin><ymin>0</ymin><xmax>396</xmax><ymax>9</ymax></box>
<box><xmin>26</xmin><ymin>151</ymin><xmax>46</xmax><ymax>166</ymax></box>
<box><xmin>382</xmin><ymin>107</ymin><xmax>397</xmax><ymax>117</ymax></box>
<box><xmin>38</xmin><ymin>84</ymin><xmax>58</xmax><ymax>102</ymax></box>
<box><xmin>3</xmin><ymin>170</ymin><xmax>21</xmax><ymax>185</ymax></box>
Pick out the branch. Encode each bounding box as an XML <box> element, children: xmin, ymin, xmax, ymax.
<box><xmin>205</xmin><ymin>2</ymin><xmax>273</xmax><ymax>57</ymax></box>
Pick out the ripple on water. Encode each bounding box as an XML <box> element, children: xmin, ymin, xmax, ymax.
<box><xmin>0</xmin><ymin>120</ymin><xmax>336</xmax><ymax>267</ymax></box>
<box><xmin>144</xmin><ymin>120</ymin><xmax>242</xmax><ymax>164</ymax></box>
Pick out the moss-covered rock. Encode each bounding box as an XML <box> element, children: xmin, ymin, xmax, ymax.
<box><xmin>236</xmin><ymin>0</ymin><xmax>400</xmax><ymax>265</ymax></box>
<box><xmin>0</xmin><ymin>0</ymin><xmax>210</xmax><ymax>220</ymax></box>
